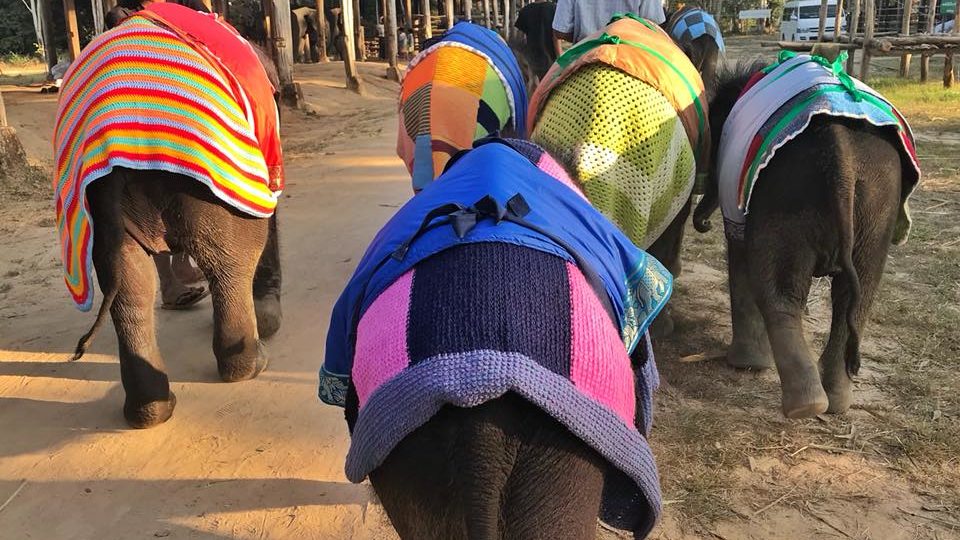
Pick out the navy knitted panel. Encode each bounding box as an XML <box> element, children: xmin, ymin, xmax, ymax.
<box><xmin>407</xmin><ymin>243</ymin><xmax>572</xmax><ymax>377</ymax></box>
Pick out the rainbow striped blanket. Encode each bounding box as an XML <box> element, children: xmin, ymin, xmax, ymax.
<box><xmin>54</xmin><ymin>15</ymin><xmax>281</xmax><ymax>311</ymax></box>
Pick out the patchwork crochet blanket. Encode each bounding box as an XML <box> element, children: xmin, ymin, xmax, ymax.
<box><xmin>321</xmin><ymin>141</ymin><xmax>671</xmax><ymax>538</ymax></box>
<box><xmin>528</xmin><ymin>15</ymin><xmax>709</xmax><ymax>249</ymax></box>
<box><xmin>665</xmin><ymin>7</ymin><xmax>725</xmax><ymax>51</ymax></box>
<box><xmin>55</xmin><ymin>14</ymin><xmax>281</xmax><ymax>311</ymax></box>
<box><xmin>397</xmin><ymin>21</ymin><xmax>528</xmax><ymax>192</ymax></box>
<box><xmin>718</xmin><ymin>52</ymin><xmax>921</xmax><ymax>243</ymax></box>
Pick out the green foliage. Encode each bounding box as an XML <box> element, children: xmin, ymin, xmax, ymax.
<box><xmin>0</xmin><ymin>0</ymin><xmax>40</xmax><ymax>56</ymax></box>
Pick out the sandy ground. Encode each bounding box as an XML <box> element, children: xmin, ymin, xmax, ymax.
<box><xmin>1</xmin><ymin>58</ymin><xmax>958</xmax><ymax>539</ymax></box>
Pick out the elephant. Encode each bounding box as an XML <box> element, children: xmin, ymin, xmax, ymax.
<box><xmin>693</xmin><ymin>54</ymin><xmax>920</xmax><ymax>418</ymax></box>
<box><xmin>320</xmin><ymin>139</ymin><xmax>670</xmax><ymax>539</ymax></box>
<box><xmin>291</xmin><ymin>6</ymin><xmax>321</xmax><ymax>63</ymax></box>
<box><xmin>528</xmin><ymin>16</ymin><xmax>710</xmax><ymax>336</ymax></box>
<box><xmin>57</xmin><ymin>3</ymin><xmax>284</xmax><ymax>428</ymax></box>
<box><xmin>514</xmin><ymin>1</ymin><xmax>558</xmax><ymax>80</ymax></box>
<box><xmin>662</xmin><ymin>7</ymin><xmax>725</xmax><ymax>97</ymax></box>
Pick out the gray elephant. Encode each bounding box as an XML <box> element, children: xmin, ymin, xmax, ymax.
<box><xmin>320</xmin><ymin>139</ymin><xmax>671</xmax><ymax>539</ymax></box>
<box><xmin>513</xmin><ymin>1</ymin><xmax>557</xmax><ymax>80</ymax></box>
<box><xmin>693</xmin><ymin>52</ymin><xmax>920</xmax><ymax>418</ymax></box>
<box><xmin>291</xmin><ymin>6</ymin><xmax>321</xmax><ymax>63</ymax></box>
<box><xmin>55</xmin><ymin>3</ymin><xmax>283</xmax><ymax>428</ymax></box>
<box><xmin>662</xmin><ymin>7</ymin><xmax>725</xmax><ymax>96</ymax></box>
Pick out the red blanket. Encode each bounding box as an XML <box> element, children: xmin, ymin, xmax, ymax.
<box><xmin>141</xmin><ymin>3</ymin><xmax>284</xmax><ymax>190</ymax></box>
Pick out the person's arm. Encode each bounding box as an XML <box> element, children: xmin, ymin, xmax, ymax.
<box><xmin>552</xmin><ymin>0</ymin><xmax>575</xmax><ymax>56</ymax></box>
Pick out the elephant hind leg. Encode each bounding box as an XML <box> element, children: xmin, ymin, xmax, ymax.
<box><xmin>177</xmin><ymin>196</ymin><xmax>269</xmax><ymax>383</ymax></box>
<box><xmin>747</xmin><ymin>228</ymin><xmax>829</xmax><ymax>419</ymax></box>
<box><xmin>370</xmin><ymin>394</ymin><xmax>604</xmax><ymax>539</ymax></box>
<box><xmin>88</xmin><ymin>178</ymin><xmax>175</xmax><ymax>428</ymax></box>
<box><xmin>253</xmin><ymin>211</ymin><xmax>282</xmax><ymax>339</ymax></box>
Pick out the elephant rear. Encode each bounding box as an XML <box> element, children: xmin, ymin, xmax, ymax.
<box><xmin>370</xmin><ymin>393</ymin><xmax>605</xmax><ymax>539</ymax></box>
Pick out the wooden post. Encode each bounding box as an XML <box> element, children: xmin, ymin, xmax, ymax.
<box><xmin>483</xmin><ymin>0</ymin><xmax>491</xmax><ymax>26</ymax></box>
<box><xmin>405</xmin><ymin>0</ymin><xmax>414</xmax><ymax>27</ymax></box>
<box><xmin>316</xmin><ymin>0</ymin><xmax>329</xmax><ymax>62</ymax></box>
<box><xmin>846</xmin><ymin>0</ymin><xmax>861</xmax><ymax>72</ymax></box>
<box><xmin>860</xmin><ymin>0</ymin><xmax>875</xmax><ymax>81</ymax></box>
<box><xmin>341</xmin><ymin>0</ymin><xmax>365</xmax><ymax>93</ymax></box>
<box><xmin>271</xmin><ymin>0</ymin><xmax>299</xmax><ymax>104</ymax></box>
<box><xmin>899</xmin><ymin>0</ymin><xmax>914</xmax><ymax>76</ymax></box>
<box><xmin>63</xmin><ymin>0</ymin><xmax>82</xmax><ymax>60</ymax></box>
<box><xmin>503</xmin><ymin>0</ymin><xmax>512</xmax><ymax>39</ymax></box>
<box><xmin>385</xmin><ymin>0</ymin><xmax>401</xmax><ymax>80</ymax></box>
<box><xmin>492</xmin><ymin>0</ymin><xmax>500</xmax><ymax>33</ymax></box>
<box><xmin>818</xmin><ymin>0</ymin><xmax>829</xmax><ymax>41</ymax></box>
<box><xmin>421</xmin><ymin>0</ymin><xmax>432</xmax><ymax>39</ymax></box>
<box><xmin>946</xmin><ymin>0</ymin><xmax>959</xmax><ymax>87</ymax></box>
<box><xmin>445</xmin><ymin>0</ymin><xmax>455</xmax><ymax>28</ymax></box>
<box><xmin>833</xmin><ymin>0</ymin><xmax>844</xmax><ymax>41</ymax></box>
<box><xmin>0</xmin><ymin>89</ymin><xmax>7</xmax><ymax>128</ymax></box>
<box><xmin>464</xmin><ymin>0</ymin><xmax>472</xmax><ymax>21</ymax></box>
<box><xmin>212</xmin><ymin>0</ymin><xmax>228</xmax><ymax>15</ymax></box>
<box><xmin>92</xmin><ymin>0</ymin><xmax>105</xmax><ymax>35</ymax></box>
<box><xmin>920</xmin><ymin>0</ymin><xmax>938</xmax><ymax>81</ymax></box>
<box><xmin>263</xmin><ymin>0</ymin><xmax>275</xmax><ymax>58</ymax></box>
<box><xmin>354</xmin><ymin>0</ymin><xmax>366</xmax><ymax>61</ymax></box>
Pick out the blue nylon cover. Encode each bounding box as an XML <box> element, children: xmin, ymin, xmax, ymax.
<box><xmin>319</xmin><ymin>142</ymin><xmax>672</xmax><ymax>406</ymax></box>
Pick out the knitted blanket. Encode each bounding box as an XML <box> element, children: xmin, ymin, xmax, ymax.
<box><xmin>397</xmin><ymin>21</ymin><xmax>528</xmax><ymax>192</ymax></box>
<box><xmin>718</xmin><ymin>52</ymin><xmax>921</xmax><ymax>243</ymax></box>
<box><xmin>54</xmin><ymin>15</ymin><xmax>281</xmax><ymax>311</ymax></box>
<box><xmin>665</xmin><ymin>7</ymin><xmax>725</xmax><ymax>51</ymax></box>
<box><xmin>528</xmin><ymin>15</ymin><xmax>709</xmax><ymax>249</ymax></box>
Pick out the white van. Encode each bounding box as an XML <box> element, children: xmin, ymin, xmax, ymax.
<box><xmin>780</xmin><ymin>0</ymin><xmax>846</xmax><ymax>41</ymax></box>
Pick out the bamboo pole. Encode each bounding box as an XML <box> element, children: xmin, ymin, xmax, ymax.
<box><xmin>818</xmin><ymin>0</ymin><xmax>829</xmax><ymax>40</ymax></box>
<box><xmin>340</xmin><ymin>0</ymin><xmax>364</xmax><ymax>93</ymax></box>
<box><xmin>63</xmin><ymin>0</ymin><xmax>81</xmax><ymax>60</ymax></box>
<box><xmin>846</xmin><ymin>0</ymin><xmax>861</xmax><ymax>71</ymax></box>
<box><xmin>900</xmin><ymin>0</ymin><xmax>914</xmax><ymax>76</ymax></box>
<box><xmin>385</xmin><ymin>0</ymin><xmax>401</xmax><ymax>81</ymax></box>
<box><xmin>860</xmin><ymin>0</ymin><xmax>875</xmax><ymax>80</ymax></box>
<box><xmin>920</xmin><ymin>0</ymin><xmax>938</xmax><ymax>81</ymax></box>
<box><xmin>315</xmin><ymin>0</ymin><xmax>329</xmax><ymax>62</ymax></box>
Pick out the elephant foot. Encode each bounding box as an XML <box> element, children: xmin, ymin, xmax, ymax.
<box><xmin>124</xmin><ymin>392</ymin><xmax>176</xmax><ymax>429</ymax></box>
<box><xmin>217</xmin><ymin>342</ymin><xmax>268</xmax><ymax>383</ymax></box>
<box><xmin>726</xmin><ymin>340</ymin><xmax>775</xmax><ymax>370</ymax></box>
<box><xmin>650</xmin><ymin>310</ymin><xmax>675</xmax><ymax>339</ymax></box>
<box><xmin>824</xmin><ymin>382</ymin><xmax>853</xmax><ymax>414</ymax></box>
<box><xmin>780</xmin><ymin>376</ymin><xmax>829</xmax><ymax>419</ymax></box>
<box><xmin>254</xmin><ymin>294</ymin><xmax>283</xmax><ymax>340</ymax></box>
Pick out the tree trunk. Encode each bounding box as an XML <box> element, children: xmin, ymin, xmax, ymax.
<box><xmin>39</xmin><ymin>0</ymin><xmax>58</xmax><ymax>72</ymax></box>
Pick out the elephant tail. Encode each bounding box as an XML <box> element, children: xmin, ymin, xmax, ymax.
<box><xmin>835</xmin><ymin>176</ymin><xmax>862</xmax><ymax>376</ymax></box>
<box><xmin>72</xmin><ymin>286</ymin><xmax>119</xmax><ymax>361</ymax></box>
<box><xmin>693</xmin><ymin>175</ymin><xmax>718</xmax><ymax>233</ymax></box>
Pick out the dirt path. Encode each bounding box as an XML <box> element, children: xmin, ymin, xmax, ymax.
<box><xmin>1</xmin><ymin>61</ymin><xmax>958</xmax><ymax>539</ymax></box>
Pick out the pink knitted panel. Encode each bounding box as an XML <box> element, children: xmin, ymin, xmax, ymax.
<box><xmin>353</xmin><ymin>270</ymin><xmax>414</xmax><ymax>409</ymax></box>
<box><xmin>567</xmin><ymin>263</ymin><xmax>636</xmax><ymax>424</ymax></box>
<box><xmin>537</xmin><ymin>153</ymin><xmax>585</xmax><ymax>199</ymax></box>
